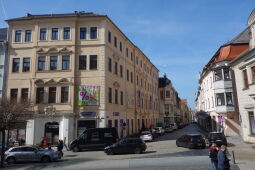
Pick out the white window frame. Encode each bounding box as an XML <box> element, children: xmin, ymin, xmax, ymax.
<box><xmin>39</xmin><ymin>28</ymin><xmax>48</xmax><ymax>41</ymax></box>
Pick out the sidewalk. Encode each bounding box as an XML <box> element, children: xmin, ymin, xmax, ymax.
<box><xmin>227</xmin><ymin>136</ymin><xmax>255</xmax><ymax>170</ymax></box>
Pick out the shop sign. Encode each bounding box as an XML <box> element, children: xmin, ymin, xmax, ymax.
<box><xmin>113</xmin><ymin>112</ymin><xmax>119</xmax><ymax>116</ymax></box>
<box><xmin>78</xmin><ymin>85</ymin><xmax>100</xmax><ymax>106</ymax></box>
<box><xmin>46</xmin><ymin>125</ymin><xmax>59</xmax><ymax>129</ymax></box>
<box><xmin>79</xmin><ymin>112</ymin><xmax>96</xmax><ymax>117</ymax></box>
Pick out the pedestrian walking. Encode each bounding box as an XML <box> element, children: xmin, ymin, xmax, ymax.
<box><xmin>57</xmin><ymin>140</ymin><xmax>64</xmax><ymax>156</ymax></box>
<box><xmin>217</xmin><ymin>145</ymin><xmax>230</xmax><ymax>170</ymax></box>
<box><xmin>209</xmin><ymin>143</ymin><xmax>219</xmax><ymax>170</ymax></box>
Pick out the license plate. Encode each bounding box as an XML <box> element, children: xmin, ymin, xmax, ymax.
<box><xmin>216</xmin><ymin>140</ymin><xmax>222</xmax><ymax>142</ymax></box>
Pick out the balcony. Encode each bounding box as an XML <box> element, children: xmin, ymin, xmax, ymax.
<box><xmin>214</xmin><ymin>80</ymin><xmax>232</xmax><ymax>92</ymax></box>
<box><xmin>215</xmin><ymin>105</ymin><xmax>235</xmax><ymax>113</ymax></box>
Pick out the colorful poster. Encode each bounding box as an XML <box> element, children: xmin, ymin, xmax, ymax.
<box><xmin>78</xmin><ymin>85</ymin><xmax>100</xmax><ymax>106</ymax></box>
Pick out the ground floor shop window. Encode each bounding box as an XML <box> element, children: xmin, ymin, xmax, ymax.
<box><xmin>249</xmin><ymin>112</ymin><xmax>255</xmax><ymax>135</ymax></box>
<box><xmin>77</xmin><ymin>120</ymin><xmax>96</xmax><ymax>137</ymax></box>
<box><xmin>8</xmin><ymin>128</ymin><xmax>26</xmax><ymax>146</ymax></box>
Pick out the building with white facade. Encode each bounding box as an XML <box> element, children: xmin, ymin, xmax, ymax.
<box><xmin>231</xmin><ymin>10</ymin><xmax>255</xmax><ymax>142</ymax></box>
<box><xmin>195</xmin><ymin>28</ymin><xmax>250</xmax><ymax>136</ymax></box>
<box><xmin>0</xmin><ymin>28</ymin><xmax>7</xmax><ymax>99</ymax></box>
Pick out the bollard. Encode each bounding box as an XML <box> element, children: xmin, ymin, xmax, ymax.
<box><xmin>232</xmin><ymin>150</ymin><xmax>236</xmax><ymax>164</ymax></box>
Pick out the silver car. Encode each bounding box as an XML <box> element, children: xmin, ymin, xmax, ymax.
<box><xmin>5</xmin><ymin>146</ymin><xmax>62</xmax><ymax>164</ymax></box>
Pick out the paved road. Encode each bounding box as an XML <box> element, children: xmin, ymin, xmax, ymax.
<box><xmin>3</xmin><ymin>124</ymin><xmax>241</xmax><ymax>170</ymax></box>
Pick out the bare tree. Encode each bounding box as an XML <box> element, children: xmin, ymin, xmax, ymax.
<box><xmin>0</xmin><ymin>98</ymin><xmax>33</xmax><ymax>167</ymax></box>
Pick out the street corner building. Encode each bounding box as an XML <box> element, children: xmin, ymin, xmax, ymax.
<box><xmin>230</xmin><ymin>9</ymin><xmax>255</xmax><ymax>143</ymax></box>
<box><xmin>195</xmin><ymin>18</ymin><xmax>250</xmax><ymax>136</ymax></box>
<box><xmin>4</xmin><ymin>12</ymin><xmax>160</xmax><ymax>146</ymax></box>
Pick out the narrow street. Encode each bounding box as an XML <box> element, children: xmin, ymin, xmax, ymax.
<box><xmin>3</xmin><ymin>124</ymin><xmax>241</xmax><ymax>170</ymax></box>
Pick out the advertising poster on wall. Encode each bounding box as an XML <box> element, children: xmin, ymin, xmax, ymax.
<box><xmin>78</xmin><ymin>85</ymin><xmax>100</xmax><ymax>106</ymax></box>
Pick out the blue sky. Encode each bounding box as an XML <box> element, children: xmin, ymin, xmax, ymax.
<box><xmin>0</xmin><ymin>0</ymin><xmax>254</xmax><ymax>109</ymax></box>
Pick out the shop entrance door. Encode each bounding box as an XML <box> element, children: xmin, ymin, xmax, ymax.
<box><xmin>77</xmin><ymin>120</ymin><xmax>96</xmax><ymax>137</ymax></box>
<box><xmin>45</xmin><ymin>122</ymin><xmax>59</xmax><ymax>145</ymax></box>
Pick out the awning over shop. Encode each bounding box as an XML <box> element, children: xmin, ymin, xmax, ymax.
<box><xmin>198</xmin><ymin>113</ymin><xmax>210</xmax><ymax>119</ymax></box>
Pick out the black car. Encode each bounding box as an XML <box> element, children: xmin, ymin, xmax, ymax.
<box><xmin>70</xmin><ymin>128</ymin><xmax>118</xmax><ymax>152</ymax></box>
<box><xmin>176</xmin><ymin>134</ymin><xmax>206</xmax><ymax>149</ymax></box>
<box><xmin>104</xmin><ymin>138</ymin><xmax>147</xmax><ymax>155</ymax></box>
<box><xmin>207</xmin><ymin>132</ymin><xmax>227</xmax><ymax>146</ymax></box>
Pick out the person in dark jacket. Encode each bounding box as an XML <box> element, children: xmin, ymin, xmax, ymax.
<box><xmin>209</xmin><ymin>143</ymin><xmax>219</xmax><ymax>170</ymax></box>
<box><xmin>57</xmin><ymin>140</ymin><xmax>64</xmax><ymax>156</ymax></box>
<box><xmin>217</xmin><ymin>145</ymin><xmax>230</xmax><ymax>170</ymax></box>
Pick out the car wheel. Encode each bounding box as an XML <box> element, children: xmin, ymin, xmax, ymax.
<box><xmin>41</xmin><ymin>156</ymin><xmax>51</xmax><ymax>163</ymax></box>
<box><xmin>73</xmin><ymin>146</ymin><xmax>79</xmax><ymax>152</ymax></box>
<box><xmin>134</xmin><ymin>148</ymin><xmax>141</xmax><ymax>154</ymax></box>
<box><xmin>107</xmin><ymin>149</ymin><xmax>114</xmax><ymax>155</ymax></box>
<box><xmin>7</xmin><ymin>157</ymin><xmax>16</xmax><ymax>164</ymax></box>
<box><xmin>176</xmin><ymin>142</ymin><xmax>180</xmax><ymax>147</ymax></box>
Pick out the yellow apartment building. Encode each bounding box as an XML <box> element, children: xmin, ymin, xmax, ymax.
<box><xmin>5</xmin><ymin>12</ymin><xmax>159</xmax><ymax>145</ymax></box>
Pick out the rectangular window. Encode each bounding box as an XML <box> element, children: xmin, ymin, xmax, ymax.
<box><xmin>115</xmin><ymin>89</ymin><xmax>118</xmax><ymax>104</ymax></box>
<box><xmin>108</xmin><ymin>58</ymin><xmax>112</xmax><ymax>72</ymax></box>
<box><xmin>108</xmin><ymin>120</ymin><xmax>112</xmax><ymax>128</ymax></box>
<box><xmin>226</xmin><ymin>92</ymin><xmax>233</xmax><ymax>105</ymax></box>
<box><xmin>114</xmin><ymin>62</ymin><xmax>118</xmax><ymax>75</ymax></box>
<box><xmin>166</xmin><ymin>91</ymin><xmax>170</xmax><ymax>98</ymax></box>
<box><xmin>215</xmin><ymin>69</ymin><xmax>223</xmax><ymax>81</ymax></box>
<box><xmin>50</xmin><ymin>56</ymin><xmax>58</xmax><ymax>70</ymax></box>
<box><xmin>48</xmin><ymin>87</ymin><xmax>56</xmax><ymax>103</ymax></box>
<box><xmin>21</xmin><ymin>88</ymin><xmax>29</xmax><ymax>102</ymax></box>
<box><xmin>120</xmin><ymin>91</ymin><xmax>123</xmax><ymax>105</ymax></box>
<box><xmin>10</xmin><ymin>89</ymin><xmax>18</xmax><ymax>102</ymax></box>
<box><xmin>216</xmin><ymin>93</ymin><xmax>225</xmax><ymax>106</ymax></box>
<box><xmin>40</xmin><ymin>28</ymin><xmax>47</xmax><ymax>40</ymax></box>
<box><xmin>63</xmin><ymin>27</ymin><xmax>70</xmax><ymax>40</ymax></box>
<box><xmin>25</xmin><ymin>30</ymin><xmax>32</xmax><ymax>42</ymax></box>
<box><xmin>120</xmin><ymin>65</ymin><xmax>123</xmax><ymax>78</ymax></box>
<box><xmin>51</xmin><ymin>28</ymin><xmax>58</xmax><ymax>40</ymax></box>
<box><xmin>36</xmin><ymin>88</ymin><xmax>44</xmax><ymax>104</ymax></box>
<box><xmin>90</xmin><ymin>55</ymin><xmax>97</xmax><ymax>70</ymax></box>
<box><xmin>38</xmin><ymin>56</ymin><xmax>46</xmax><ymax>71</ymax></box>
<box><xmin>165</xmin><ymin>104</ymin><xmax>169</xmax><ymax>114</ymax></box>
<box><xmin>249</xmin><ymin>112</ymin><xmax>255</xmax><ymax>135</ymax></box>
<box><xmin>243</xmin><ymin>69</ymin><xmax>249</xmax><ymax>89</ymax></box>
<box><xmin>90</xmin><ymin>27</ymin><xmax>97</xmax><ymax>39</ymax></box>
<box><xmin>109</xmin><ymin>88</ymin><xmax>112</xmax><ymax>103</ymax></box>
<box><xmin>79</xmin><ymin>55</ymin><xmax>87</xmax><ymax>70</ymax></box>
<box><xmin>126</xmin><ymin>69</ymin><xmax>129</xmax><ymax>81</ymax></box>
<box><xmin>119</xmin><ymin>42</ymin><xmax>122</xmax><ymax>52</ymax></box>
<box><xmin>108</xmin><ymin>31</ymin><xmax>111</xmax><ymax>43</ymax></box>
<box><xmin>22</xmin><ymin>58</ymin><xmax>30</xmax><ymax>72</ymax></box>
<box><xmin>62</xmin><ymin>56</ymin><xmax>70</xmax><ymax>70</ymax></box>
<box><xmin>114</xmin><ymin>36</ymin><xmax>117</xmax><ymax>47</ymax></box>
<box><xmin>15</xmin><ymin>30</ymin><xmax>22</xmax><ymax>42</ymax></box>
<box><xmin>61</xmin><ymin>86</ymin><xmax>69</xmax><ymax>103</ymax></box>
<box><xmin>80</xmin><ymin>27</ymin><xmax>87</xmax><ymax>39</ymax></box>
<box><xmin>131</xmin><ymin>72</ymin><xmax>133</xmax><ymax>83</ymax></box>
<box><xmin>223</xmin><ymin>68</ymin><xmax>230</xmax><ymax>80</ymax></box>
<box><xmin>12</xmin><ymin>58</ymin><xmax>20</xmax><ymax>72</ymax></box>
<box><xmin>251</xmin><ymin>66</ymin><xmax>255</xmax><ymax>84</ymax></box>
<box><xmin>114</xmin><ymin>119</ymin><xmax>118</xmax><ymax>132</ymax></box>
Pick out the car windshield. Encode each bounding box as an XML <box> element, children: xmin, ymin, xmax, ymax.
<box><xmin>191</xmin><ymin>135</ymin><xmax>203</xmax><ymax>139</ymax></box>
<box><xmin>141</xmin><ymin>131</ymin><xmax>150</xmax><ymax>135</ymax></box>
<box><xmin>211</xmin><ymin>133</ymin><xmax>224</xmax><ymax>138</ymax></box>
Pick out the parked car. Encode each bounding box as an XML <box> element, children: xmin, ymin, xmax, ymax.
<box><xmin>104</xmin><ymin>138</ymin><xmax>147</xmax><ymax>155</ymax></box>
<box><xmin>169</xmin><ymin>123</ymin><xmax>178</xmax><ymax>130</ymax></box>
<box><xmin>4</xmin><ymin>145</ymin><xmax>61</xmax><ymax>164</ymax></box>
<box><xmin>207</xmin><ymin>132</ymin><xmax>227</xmax><ymax>146</ymax></box>
<box><xmin>154</xmin><ymin>127</ymin><xmax>165</xmax><ymax>135</ymax></box>
<box><xmin>150</xmin><ymin>128</ymin><xmax>159</xmax><ymax>138</ymax></box>
<box><xmin>164</xmin><ymin>125</ymin><xmax>173</xmax><ymax>133</ymax></box>
<box><xmin>140</xmin><ymin>131</ymin><xmax>153</xmax><ymax>142</ymax></box>
<box><xmin>70</xmin><ymin>128</ymin><xmax>118</xmax><ymax>152</ymax></box>
<box><xmin>176</xmin><ymin>134</ymin><xmax>206</xmax><ymax>149</ymax></box>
